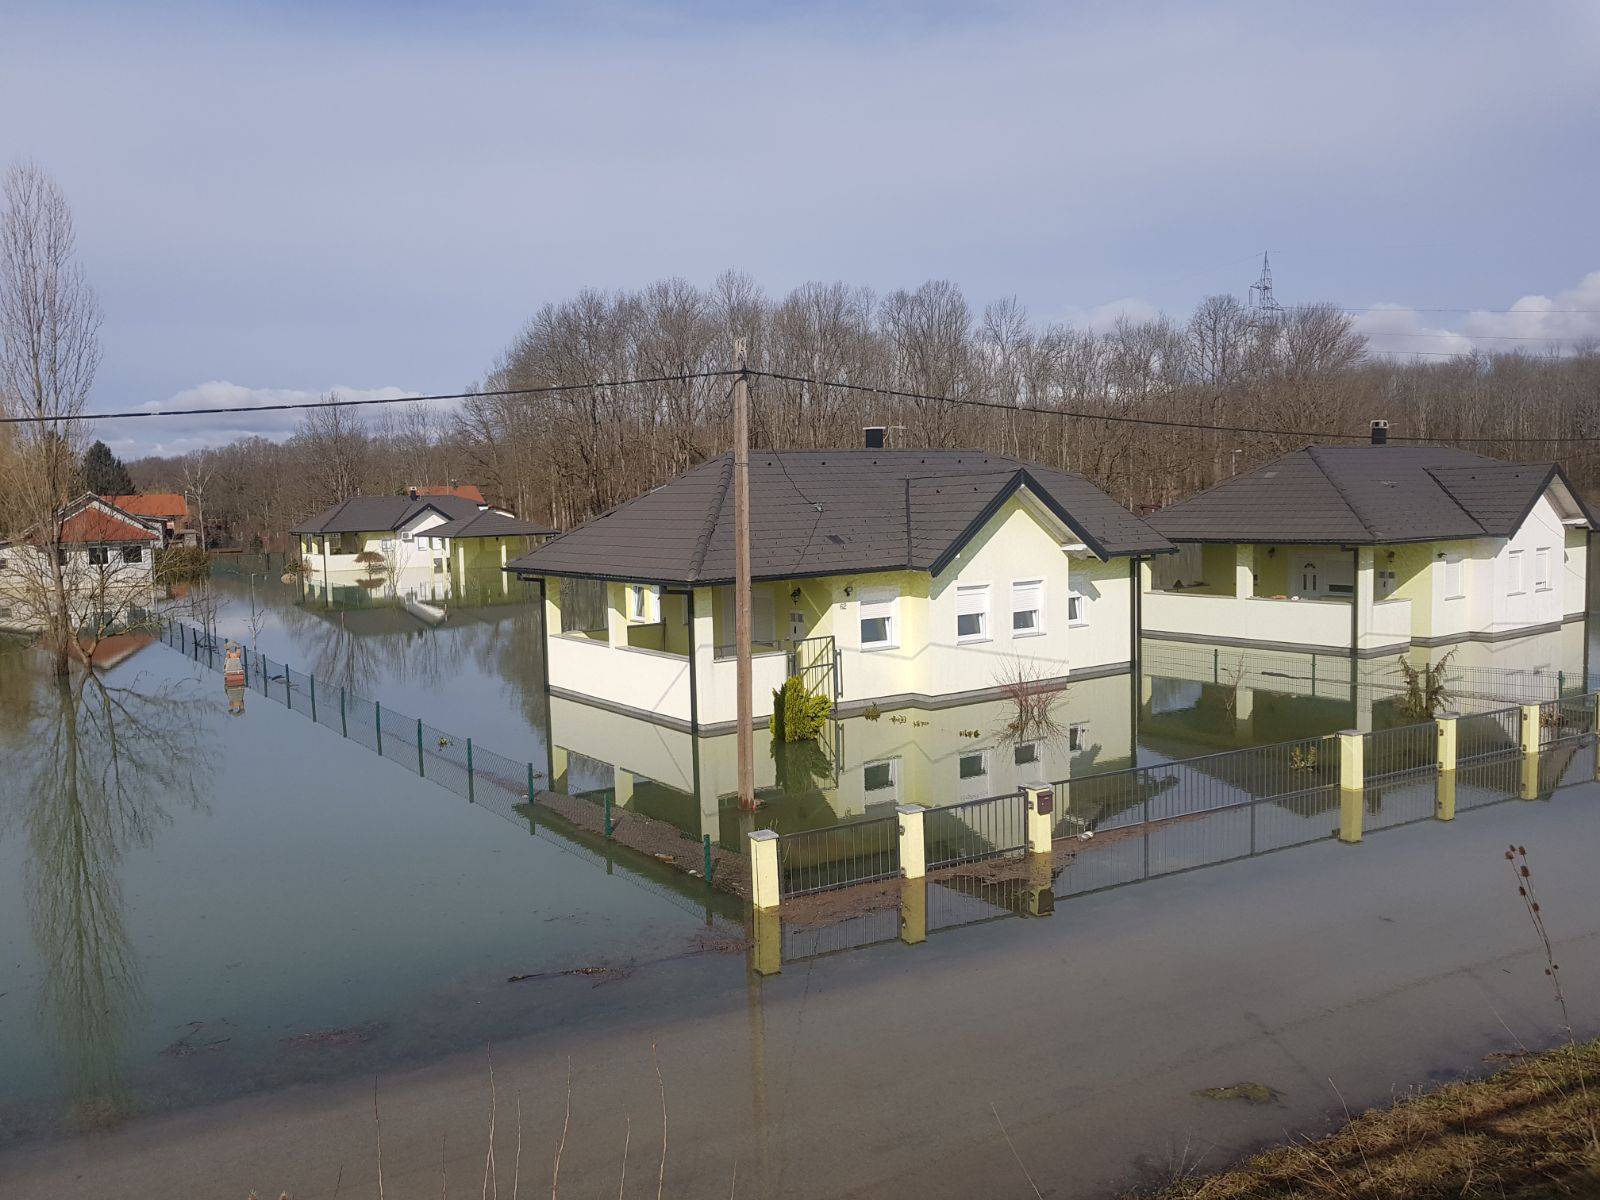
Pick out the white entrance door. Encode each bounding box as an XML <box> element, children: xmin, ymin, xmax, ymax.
<box><xmin>1298</xmin><ymin>561</ymin><xmax>1320</xmax><ymax>595</ymax></box>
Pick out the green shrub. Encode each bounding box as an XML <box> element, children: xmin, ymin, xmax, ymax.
<box><xmin>154</xmin><ymin>545</ymin><xmax>211</xmax><ymax>583</ymax></box>
<box><xmin>771</xmin><ymin>675</ymin><xmax>832</xmax><ymax>743</ymax></box>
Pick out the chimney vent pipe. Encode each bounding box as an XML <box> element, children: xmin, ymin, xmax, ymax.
<box><xmin>1370</xmin><ymin>419</ymin><xmax>1389</xmax><ymax>446</ymax></box>
<box><xmin>864</xmin><ymin>426</ymin><xmax>886</xmax><ymax>450</ymax></box>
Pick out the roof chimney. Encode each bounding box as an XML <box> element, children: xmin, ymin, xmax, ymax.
<box><xmin>863</xmin><ymin>425</ymin><xmax>886</xmax><ymax>450</ymax></box>
<box><xmin>477</xmin><ymin>503</ymin><xmax>489</xmax><ymax>511</ymax></box>
<box><xmin>1370</xmin><ymin>419</ymin><xmax>1389</xmax><ymax>446</ymax></box>
<box><xmin>408</xmin><ymin>486</ymin><xmax>418</xmax><ymax>499</ymax></box>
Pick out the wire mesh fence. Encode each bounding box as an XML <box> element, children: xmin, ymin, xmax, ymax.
<box><xmin>1540</xmin><ymin>694</ymin><xmax>1597</xmax><ymax>747</ymax></box>
<box><xmin>923</xmin><ymin>792</ymin><xmax>1028</xmax><ymax>871</ymax></box>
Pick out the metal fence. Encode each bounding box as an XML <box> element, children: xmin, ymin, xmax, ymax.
<box><xmin>1364</xmin><ymin>721</ymin><xmax>1438</xmax><ymax>783</ymax></box>
<box><xmin>1458</xmin><ymin>705</ymin><xmax>1520</xmax><ymax>763</ymax></box>
<box><xmin>1540</xmin><ymin>694</ymin><xmax>1597</xmax><ymax>747</ymax></box>
<box><xmin>923</xmin><ymin>792</ymin><xmax>1029</xmax><ymax>871</ymax></box>
<box><xmin>776</xmin><ymin>815</ymin><xmax>899</xmax><ymax>898</ymax></box>
<box><xmin>1053</xmin><ymin>733</ymin><xmax>1340</xmax><ymax>839</ymax></box>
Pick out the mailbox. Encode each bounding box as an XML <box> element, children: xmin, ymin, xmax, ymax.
<box><xmin>1034</xmin><ymin>787</ymin><xmax>1053</xmax><ymax>816</ymax></box>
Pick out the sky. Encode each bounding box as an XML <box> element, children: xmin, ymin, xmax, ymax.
<box><xmin>3</xmin><ymin>0</ymin><xmax>1599</xmax><ymax>457</ymax></box>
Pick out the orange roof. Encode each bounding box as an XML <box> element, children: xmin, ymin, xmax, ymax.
<box><xmin>107</xmin><ymin>492</ymin><xmax>188</xmax><ymax>520</ymax></box>
<box><xmin>60</xmin><ymin>504</ymin><xmax>162</xmax><ymax>544</ymax></box>
<box><xmin>415</xmin><ymin>484</ymin><xmax>485</xmax><ymax>504</ymax></box>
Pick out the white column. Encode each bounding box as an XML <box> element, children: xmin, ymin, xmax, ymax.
<box><xmin>1234</xmin><ymin>544</ymin><xmax>1255</xmax><ymax>599</ymax></box>
<box><xmin>1354</xmin><ymin>547</ymin><xmax>1376</xmax><ymax>651</ymax></box>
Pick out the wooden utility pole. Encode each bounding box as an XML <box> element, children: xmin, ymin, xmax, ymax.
<box><xmin>733</xmin><ymin>338</ymin><xmax>756</xmax><ymax>812</ymax></box>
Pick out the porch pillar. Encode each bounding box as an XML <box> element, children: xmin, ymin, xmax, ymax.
<box><xmin>1353</xmin><ymin>547</ymin><xmax>1376</xmax><ymax>653</ymax></box>
<box><xmin>1234</xmin><ymin>544</ymin><xmax>1255</xmax><ymax>599</ymax></box>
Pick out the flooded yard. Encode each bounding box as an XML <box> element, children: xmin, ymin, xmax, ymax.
<box><xmin>2</xmin><ymin>566</ymin><xmax>1597</xmax><ymax>1196</ymax></box>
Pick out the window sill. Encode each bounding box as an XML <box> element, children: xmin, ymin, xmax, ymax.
<box><xmin>860</xmin><ymin>643</ymin><xmax>899</xmax><ymax>653</ymax></box>
<box><xmin>956</xmin><ymin>635</ymin><xmax>993</xmax><ymax>646</ymax></box>
<box><xmin>1011</xmin><ymin>630</ymin><xmax>1046</xmax><ymax>639</ymax></box>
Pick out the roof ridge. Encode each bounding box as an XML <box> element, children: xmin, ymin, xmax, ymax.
<box><xmin>1303</xmin><ymin>446</ymin><xmax>1378</xmax><ymax>538</ymax></box>
<box><xmin>1421</xmin><ymin>465</ymin><xmax>1496</xmax><ymax>534</ymax></box>
<box><xmin>689</xmin><ymin>452</ymin><xmax>734</xmax><ymax>582</ymax></box>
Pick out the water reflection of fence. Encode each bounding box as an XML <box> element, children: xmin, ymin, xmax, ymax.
<box><xmin>1540</xmin><ymin>694</ymin><xmax>1597</xmax><ymax>747</ymax></box>
<box><xmin>156</xmin><ymin>617</ymin><xmax>733</xmax><ymax>924</ymax></box>
<box><xmin>1364</xmin><ymin>722</ymin><xmax>1437</xmax><ymax>784</ymax></box>
<box><xmin>1458</xmin><ymin>706</ymin><xmax>1521</xmax><ymax>763</ymax></box>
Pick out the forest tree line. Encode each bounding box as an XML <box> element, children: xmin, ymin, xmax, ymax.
<box><xmin>124</xmin><ymin>272</ymin><xmax>1600</xmax><ymax>549</ymax></box>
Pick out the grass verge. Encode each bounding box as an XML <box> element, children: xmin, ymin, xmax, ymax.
<box><xmin>1142</xmin><ymin>1039</ymin><xmax>1600</xmax><ymax>1199</ymax></box>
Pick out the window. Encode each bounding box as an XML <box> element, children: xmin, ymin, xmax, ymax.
<box><xmin>1011</xmin><ymin>579</ymin><xmax>1043</xmax><ymax>635</ymax></box>
<box><xmin>1442</xmin><ymin>554</ymin><xmax>1464</xmax><ymax>600</ymax></box>
<box><xmin>1068</xmin><ymin>722</ymin><xmax>1089</xmax><ymax>752</ymax></box>
<box><xmin>863</xmin><ymin>758</ymin><xmax>898</xmax><ymax>793</ymax></box>
<box><xmin>859</xmin><ymin>586</ymin><xmax>897</xmax><ymax>649</ymax></box>
<box><xmin>1013</xmin><ymin>741</ymin><xmax>1039</xmax><ymax>766</ymax></box>
<box><xmin>87</xmin><ymin>546</ymin><xmax>109</xmax><ymax>565</ymax></box>
<box><xmin>630</xmin><ymin>584</ymin><xmax>659</xmax><ymax>621</ymax></box>
<box><xmin>958</xmin><ymin>751</ymin><xmax>988</xmax><ymax>780</ymax></box>
<box><xmin>122</xmin><ymin>546</ymin><xmax>143</xmax><ymax>563</ymax></box>
<box><xmin>1535</xmin><ymin>547</ymin><xmax>1552</xmax><ymax>592</ymax></box>
<box><xmin>1507</xmin><ymin>549</ymin><xmax>1525</xmax><ymax>596</ymax></box>
<box><xmin>1066</xmin><ymin>574</ymin><xmax>1089</xmax><ymax>626</ymax></box>
<box><xmin>955</xmin><ymin>584</ymin><xmax>990</xmax><ymax>642</ymax></box>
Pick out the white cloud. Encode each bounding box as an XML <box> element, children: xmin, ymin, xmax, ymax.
<box><xmin>99</xmin><ymin>382</ymin><xmax>429</xmax><ymax>459</ymax></box>
<box><xmin>1461</xmin><ymin>271</ymin><xmax>1600</xmax><ymax>347</ymax></box>
<box><xmin>1350</xmin><ymin>303</ymin><xmax>1475</xmax><ymax>359</ymax></box>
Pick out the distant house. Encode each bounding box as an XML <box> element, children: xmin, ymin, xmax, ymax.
<box><xmin>415</xmin><ymin>483</ymin><xmax>486</xmax><ymax>504</ymax></box>
<box><xmin>105</xmin><ymin>492</ymin><xmax>195</xmax><ymax>546</ymax></box>
<box><xmin>0</xmin><ymin>494</ymin><xmax>160</xmax><ymax>633</ymax></box>
<box><xmin>292</xmin><ymin>489</ymin><xmax>553</xmax><ymax>576</ymax></box>
<box><xmin>507</xmin><ymin>448</ymin><xmax>1173</xmax><ymax>733</ymax></box>
<box><xmin>1143</xmin><ymin>437</ymin><xmax>1596</xmax><ymax>656</ymax></box>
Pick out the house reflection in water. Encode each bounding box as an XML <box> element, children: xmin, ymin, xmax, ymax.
<box><xmin>547</xmin><ymin>670</ymin><xmax>1140</xmax><ymax>848</ymax></box>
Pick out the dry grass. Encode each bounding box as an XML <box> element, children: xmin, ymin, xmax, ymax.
<box><xmin>1139</xmin><ymin>1039</ymin><xmax>1600</xmax><ymax>1199</ymax></box>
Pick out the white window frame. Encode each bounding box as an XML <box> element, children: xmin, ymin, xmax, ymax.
<box><xmin>1066</xmin><ymin>578</ymin><xmax>1088</xmax><ymax>627</ymax></box>
<box><xmin>858</xmin><ymin>586</ymin><xmax>898</xmax><ymax>650</ymax></box>
<box><xmin>1534</xmin><ymin>546</ymin><xmax>1552</xmax><ymax>592</ymax></box>
<box><xmin>1068</xmin><ymin>722</ymin><xmax>1089</xmax><ymax>752</ymax></box>
<box><xmin>1442</xmin><ymin>553</ymin><xmax>1465</xmax><ymax>600</ymax></box>
<box><xmin>955</xmin><ymin>583</ymin><xmax>991</xmax><ymax>643</ymax></box>
<box><xmin>1013</xmin><ymin>740</ymin><xmax>1040</xmax><ymax>767</ymax></box>
<box><xmin>1010</xmin><ymin>578</ymin><xmax>1044</xmax><ymax>637</ymax></box>
<box><xmin>957</xmin><ymin>750</ymin><xmax>988</xmax><ymax>781</ymax></box>
<box><xmin>630</xmin><ymin>583</ymin><xmax>660</xmax><ymax>621</ymax></box>
<box><xmin>863</xmin><ymin>757</ymin><xmax>899</xmax><ymax>795</ymax></box>
<box><xmin>1506</xmin><ymin>548</ymin><xmax>1525</xmax><ymax>596</ymax></box>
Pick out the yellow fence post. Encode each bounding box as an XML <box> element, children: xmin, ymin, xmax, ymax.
<box><xmin>1338</xmin><ymin>729</ymin><xmax>1364</xmax><ymax>844</ymax></box>
<box><xmin>1435</xmin><ymin>712</ymin><xmax>1458</xmax><ymax>774</ymax></box>
<box><xmin>750</xmin><ymin>906</ymin><xmax>782</xmax><ymax>976</ymax></box>
<box><xmin>899</xmin><ymin>877</ymin><xmax>927</xmax><ymax>945</ymax></box>
<box><xmin>1519</xmin><ymin>703</ymin><xmax>1541</xmax><ymax>755</ymax></box>
<box><xmin>749</xmin><ymin>829</ymin><xmax>782</xmax><ymax>911</ymax></box>
<box><xmin>897</xmin><ymin>805</ymin><xmax>926</xmax><ymax>880</ymax></box>
<box><xmin>1022</xmin><ymin>785</ymin><xmax>1053</xmax><ymax>856</ymax></box>
<box><xmin>1025</xmin><ymin>851</ymin><xmax>1056</xmax><ymax>918</ymax></box>
<box><xmin>1519</xmin><ymin>702</ymin><xmax>1542</xmax><ymax>801</ymax></box>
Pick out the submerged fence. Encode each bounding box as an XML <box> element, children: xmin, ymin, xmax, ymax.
<box><xmin>156</xmin><ymin>617</ymin><xmax>737</xmax><ymax>916</ymax></box>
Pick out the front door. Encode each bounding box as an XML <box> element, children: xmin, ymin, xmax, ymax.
<box><xmin>1299</xmin><ymin>561</ymin><xmax>1320</xmax><ymax>595</ymax></box>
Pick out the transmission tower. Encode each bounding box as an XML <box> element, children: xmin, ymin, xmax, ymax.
<box><xmin>1246</xmin><ymin>251</ymin><xmax>1284</xmax><ymax>330</ymax></box>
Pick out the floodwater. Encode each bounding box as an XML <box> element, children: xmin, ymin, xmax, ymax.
<box><xmin>1</xmin><ymin>563</ymin><xmax>1597</xmax><ymax>1197</ymax></box>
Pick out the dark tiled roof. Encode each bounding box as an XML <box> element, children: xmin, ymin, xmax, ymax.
<box><xmin>427</xmin><ymin>509</ymin><xmax>556</xmax><ymax>539</ymax></box>
<box><xmin>290</xmin><ymin>495</ymin><xmax>480</xmax><ymax>535</ymax></box>
<box><xmin>507</xmin><ymin>450</ymin><xmax>1171</xmax><ymax>584</ymax></box>
<box><xmin>1148</xmin><ymin>446</ymin><xmax>1594</xmax><ymax>543</ymax></box>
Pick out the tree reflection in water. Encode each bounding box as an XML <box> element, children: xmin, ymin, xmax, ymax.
<box><xmin>18</xmin><ymin>661</ymin><xmax>210</xmax><ymax>1130</ymax></box>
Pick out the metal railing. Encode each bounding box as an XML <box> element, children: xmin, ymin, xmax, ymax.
<box><xmin>788</xmin><ymin>635</ymin><xmax>840</xmax><ymax>700</ymax></box>
<box><xmin>1458</xmin><ymin>705</ymin><xmax>1520</xmax><ymax>763</ymax></box>
<box><xmin>1540</xmin><ymin>694</ymin><xmax>1597</xmax><ymax>747</ymax></box>
<box><xmin>776</xmin><ymin>815</ymin><xmax>899</xmax><ymax>898</ymax></box>
<box><xmin>1364</xmin><ymin>721</ymin><xmax>1438</xmax><ymax>783</ymax></box>
<box><xmin>924</xmin><ymin>791</ymin><xmax>1029</xmax><ymax>871</ymax></box>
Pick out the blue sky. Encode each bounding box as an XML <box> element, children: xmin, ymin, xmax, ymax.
<box><xmin>3</xmin><ymin>1</ymin><xmax>1599</xmax><ymax>455</ymax></box>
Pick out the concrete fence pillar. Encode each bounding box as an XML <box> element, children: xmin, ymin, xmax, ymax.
<box><xmin>1519</xmin><ymin>703</ymin><xmax>1541</xmax><ymax>755</ymax></box>
<box><xmin>750</xmin><ymin>906</ymin><xmax>782</xmax><ymax>976</ymax></box>
<box><xmin>1023</xmin><ymin>785</ymin><xmax>1053</xmax><ymax>856</ymax></box>
<box><xmin>749</xmin><ymin>829</ymin><xmax>782</xmax><ymax>911</ymax></box>
<box><xmin>899</xmin><ymin>877</ymin><xmax>927</xmax><ymax>945</ymax></box>
<box><xmin>1435</xmin><ymin>772</ymin><xmax>1457</xmax><ymax>822</ymax></box>
<box><xmin>1435</xmin><ymin>712</ymin><xmax>1458</xmax><ymax>774</ymax></box>
<box><xmin>1337</xmin><ymin>729</ymin><xmax>1364</xmax><ymax>844</ymax></box>
<box><xmin>897</xmin><ymin>805</ymin><xmax>926</xmax><ymax>880</ymax></box>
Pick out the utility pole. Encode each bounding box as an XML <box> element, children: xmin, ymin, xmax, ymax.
<box><xmin>733</xmin><ymin>338</ymin><xmax>755</xmax><ymax>812</ymax></box>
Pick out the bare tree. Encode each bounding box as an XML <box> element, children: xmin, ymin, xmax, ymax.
<box><xmin>0</xmin><ymin>162</ymin><xmax>102</xmax><ymax>674</ymax></box>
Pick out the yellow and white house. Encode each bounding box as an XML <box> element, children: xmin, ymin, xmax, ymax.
<box><xmin>1144</xmin><ymin>442</ymin><xmax>1595</xmax><ymax>656</ymax></box>
<box><xmin>293</xmin><ymin>490</ymin><xmax>553</xmax><ymax>579</ymax></box>
<box><xmin>507</xmin><ymin>449</ymin><xmax>1173</xmax><ymax>733</ymax></box>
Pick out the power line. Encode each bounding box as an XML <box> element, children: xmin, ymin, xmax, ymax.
<box><xmin>746</xmin><ymin>368</ymin><xmax>1600</xmax><ymax>446</ymax></box>
<box><xmin>0</xmin><ymin>370</ymin><xmax>737</xmax><ymax>426</ymax></box>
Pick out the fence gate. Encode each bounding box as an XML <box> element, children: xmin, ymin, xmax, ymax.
<box><xmin>788</xmin><ymin>635</ymin><xmax>839</xmax><ymax>701</ymax></box>
<box><xmin>923</xmin><ymin>791</ymin><xmax>1030</xmax><ymax>871</ymax></box>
